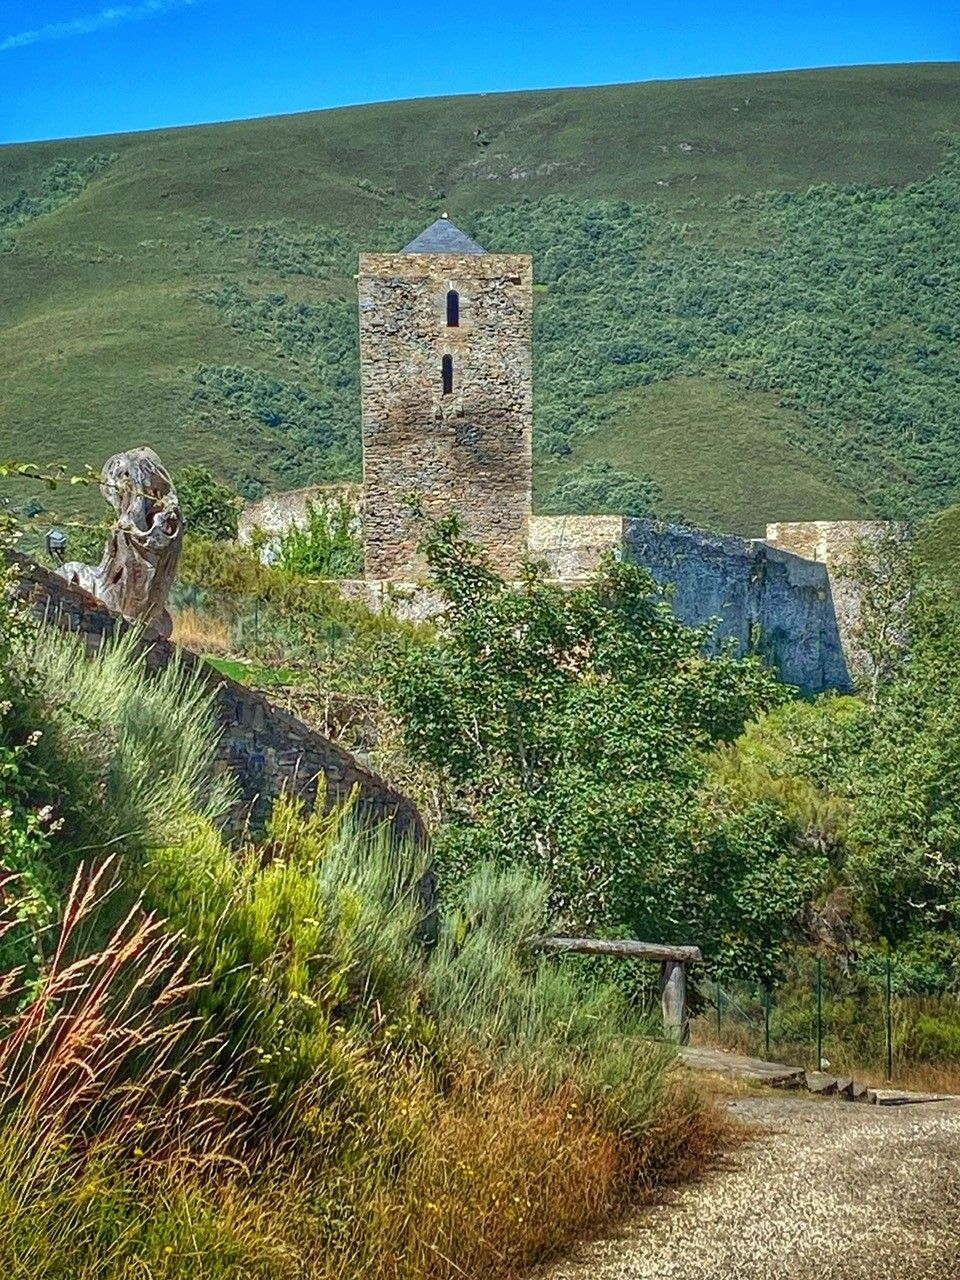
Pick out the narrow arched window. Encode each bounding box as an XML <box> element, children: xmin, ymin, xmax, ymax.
<box><xmin>442</xmin><ymin>354</ymin><xmax>453</xmax><ymax>395</ymax></box>
<box><xmin>446</xmin><ymin>289</ymin><xmax>459</xmax><ymax>327</ymax></box>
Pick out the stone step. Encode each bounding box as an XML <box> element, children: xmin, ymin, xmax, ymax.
<box><xmin>682</xmin><ymin>1046</ymin><xmax>952</xmax><ymax>1108</ymax></box>
<box><xmin>679</xmin><ymin>1046</ymin><xmax>805</xmax><ymax>1088</ymax></box>
<box><xmin>804</xmin><ymin>1071</ymin><xmax>839</xmax><ymax>1095</ymax></box>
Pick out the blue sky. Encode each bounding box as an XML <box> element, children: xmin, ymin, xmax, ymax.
<box><xmin>1</xmin><ymin>0</ymin><xmax>958</xmax><ymax>144</ymax></box>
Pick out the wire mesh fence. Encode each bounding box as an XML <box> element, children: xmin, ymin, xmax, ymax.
<box><xmin>692</xmin><ymin>951</ymin><xmax>960</xmax><ymax>1082</ymax></box>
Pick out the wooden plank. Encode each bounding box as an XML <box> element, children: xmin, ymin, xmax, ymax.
<box><xmin>530</xmin><ymin>936</ymin><xmax>702</xmax><ymax>963</ymax></box>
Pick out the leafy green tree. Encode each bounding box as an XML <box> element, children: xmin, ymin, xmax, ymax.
<box><xmin>844</xmin><ymin>591</ymin><xmax>960</xmax><ymax>949</ymax></box>
<box><xmin>388</xmin><ymin>517</ymin><xmax>819</xmax><ymax>982</ymax></box>
<box><xmin>839</xmin><ymin>525</ymin><xmax>913</xmax><ymax>703</ymax></box>
<box><xmin>274</xmin><ymin>496</ymin><xmax>363</xmax><ymax>578</ymax></box>
<box><xmin>175</xmin><ymin>465</ymin><xmax>242</xmax><ymax>542</ymax></box>
<box><xmin>708</xmin><ymin>587</ymin><xmax>960</xmax><ymax>984</ymax></box>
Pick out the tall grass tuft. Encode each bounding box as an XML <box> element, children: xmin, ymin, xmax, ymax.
<box><xmin>423</xmin><ymin>862</ymin><xmax>683</xmax><ymax>1131</ymax></box>
<box><xmin>24</xmin><ymin>623</ymin><xmax>235</xmax><ymax>851</ymax></box>
<box><xmin>0</xmin><ymin>862</ymin><xmax>290</xmax><ymax>1278</ymax></box>
<box><xmin>144</xmin><ymin>796</ymin><xmax>431</xmax><ymax>1108</ymax></box>
<box><xmin>170</xmin><ymin>605</ymin><xmax>234</xmax><ymax>655</ymax></box>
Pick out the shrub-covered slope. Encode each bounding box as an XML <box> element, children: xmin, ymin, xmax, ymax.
<box><xmin>1</xmin><ymin>62</ymin><xmax>959</xmax><ymax>532</ymax></box>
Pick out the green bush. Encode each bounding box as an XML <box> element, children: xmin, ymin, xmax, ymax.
<box><xmin>906</xmin><ymin>1013</ymin><xmax>960</xmax><ymax>1063</ymax></box>
<box><xmin>274</xmin><ymin>495</ymin><xmax>363</xmax><ymax>578</ymax></box>
<box><xmin>145</xmin><ymin>797</ymin><xmax>431</xmax><ymax>1106</ymax></box>
<box><xmin>23</xmin><ymin>623</ymin><xmax>234</xmax><ymax>859</ymax></box>
<box><xmin>176</xmin><ymin>465</ymin><xmax>243</xmax><ymax>541</ymax></box>
<box><xmin>0</xmin><ymin>154</ymin><xmax>116</xmax><ymax>230</ymax></box>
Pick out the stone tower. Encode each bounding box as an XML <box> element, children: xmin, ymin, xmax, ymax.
<box><xmin>358</xmin><ymin>217</ymin><xmax>533</xmax><ymax>580</ymax></box>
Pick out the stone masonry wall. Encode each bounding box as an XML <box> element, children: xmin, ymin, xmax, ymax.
<box><xmin>359</xmin><ymin>251</ymin><xmax>533</xmax><ymax>581</ymax></box>
<box><xmin>15</xmin><ymin>555</ymin><xmax>425</xmax><ymax>840</ymax></box>
<box><xmin>527</xmin><ymin>514</ymin><xmax>624</xmax><ymax>578</ymax></box>
<box><xmin>238</xmin><ymin>483</ymin><xmax>362</xmax><ymax>547</ymax></box>
<box><xmin>623</xmin><ymin>521</ymin><xmax>852</xmax><ymax>693</ymax></box>
<box><xmin>764</xmin><ymin>520</ymin><xmax>903</xmax><ymax>679</ymax></box>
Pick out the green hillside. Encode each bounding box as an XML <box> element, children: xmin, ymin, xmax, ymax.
<box><xmin>2</xmin><ymin>62</ymin><xmax>960</xmax><ymax>534</ymax></box>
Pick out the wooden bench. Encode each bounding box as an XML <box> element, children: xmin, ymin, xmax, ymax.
<box><xmin>530</xmin><ymin>936</ymin><xmax>702</xmax><ymax>1043</ymax></box>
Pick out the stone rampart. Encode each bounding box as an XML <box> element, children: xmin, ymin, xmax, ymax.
<box><xmin>14</xmin><ymin>555</ymin><xmax>425</xmax><ymax>840</ymax></box>
<box><xmin>623</xmin><ymin>521</ymin><xmax>852</xmax><ymax>693</ymax></box>
<box><xmin>527</xmin><ymin>514</ymin><xmax>624</xmax><ymax>578</ymax></box>
<box><xmin>764</xmin><ymin>520</ymin><xmax>905</xmax><ymax>680</ymax></box>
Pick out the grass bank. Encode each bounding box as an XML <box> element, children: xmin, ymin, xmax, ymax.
<box><xmin>0</xmin><ymin>588</ymin><xmax>723</xmax><ymax>1278</ymax></box>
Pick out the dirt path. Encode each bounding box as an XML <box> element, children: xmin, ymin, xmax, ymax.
<box><xmin>545</xmin><ymin>1094</ymin><xmax>960</xmax><ymax>1280</ymax></box>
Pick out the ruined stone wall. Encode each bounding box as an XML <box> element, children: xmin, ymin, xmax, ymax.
<box><xmin>15</xmin><ymin>555</ymin><xmax>425</xmax><ymax>839</ymax></box>
<box><xmin>764</xmin><ymin>520</ymin><xmax>903</xmax><ymax>679</ymax></box>
<box><xmin>623</xmin><ymin>521</ymin><xmax>852</xmax><ymax>693</ymax></box>
<box><xmin>332</xmin><ymin>515</ymin><xmax>858</xmax><ymax>693</ymax></box>
<box><xmin>238</xmin><ymin>483</ymin><xmax>362</xmax><ymax>547</ymax></box>
<box><xmin>527</xmin><ymin>515</ymin><xmax>625</xmax><ymax>578</ymax></box>
<box><xmin>359</xmin><ymin>251</ymin><xmax>533</xmax><ymax>581</ymax></box>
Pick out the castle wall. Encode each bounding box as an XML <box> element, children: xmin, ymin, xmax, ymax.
<box><xmin>623</xmin><ymin>521</ymin><xmax>852</xmax><ymax>693</ymax></box>
<box><xmin>764</xmin><ymin>520</ymin><xmax>904</xmax><ymax>680</ymax></box>
<box><xmin>359</xmin><ymin>251</ymin><xmax>533</xmax><ymax>581</ymax></box>
<box><xmin>15</xmin><ymin>555</ymin><xmax>425</xmax><ymax>839</ymax></box>
<box><xmin>238</xmin><ymin>483</ymin><xmax>362</xmax><ymax>547</ymax></box>
<box><xmin>527</xmin><ymin>514</ymin><xmax>624</xmax><ymax>578</ymax></box>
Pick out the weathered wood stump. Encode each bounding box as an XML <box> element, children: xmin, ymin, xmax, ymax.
<box><xmin>58</xmin><ymin>447</ymin><xmax>183</xmax><ymax>638</ymax></box>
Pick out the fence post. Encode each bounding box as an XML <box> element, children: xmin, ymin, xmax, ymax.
<box><xmin>716</xmin><ymin>980</ymin><xmax>722</xmax><ymax>1038</ymax></box>
<box><xmin>885</xmin><ymin>951</ymin><xmax>894</xmax><ymax>1082</ymax></box>
<box><xmin>816</xmin><ymin>956</ymin><xmax>823</xmax><ymax>1068</ymax></box>
<box><xmin>659</xmin><ymin>960</ymin><xmax>689</xmax><ymax>1045</ymax></box>
<box><xmin>763</xmin><ymin>985</ymin><xmax>771</xmax><ymax>1058</ymax></box>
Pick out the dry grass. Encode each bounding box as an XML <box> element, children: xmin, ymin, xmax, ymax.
<box><xmin>0</xmin><ymin>853</ymin><xmax>727</xmax><ymax>1280</ymax></box>
<box><xmin>856</xmin><ymin>1061</ymin><xmax>960</xmax><ymax>1095</ymax></box>
<box><xmin>270</xmin><ymin>1064</ymin><xmax>728</xmax><ymax>1280</ymax></box>
<box><xmin>170</xmin><ymin>605</ymin><xmax>232</xmax><ymax>655</ymax></box>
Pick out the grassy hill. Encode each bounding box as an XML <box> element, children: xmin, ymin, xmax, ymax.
<box><xmin>1</xmin><ymin>62</ymin><xmax>960</xmax><ymax>535</ymax></box>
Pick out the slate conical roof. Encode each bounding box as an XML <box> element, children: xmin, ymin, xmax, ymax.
<box><xmin>403</xmin><ymin>217</ymin><xmax>486</xmax><ymax>254</ymax></box>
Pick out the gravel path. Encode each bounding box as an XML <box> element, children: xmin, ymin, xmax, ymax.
<box><xmin>545</xmin><ymin>1094</ymin><xmax>960</xmax><ymax>1280</ymax></box>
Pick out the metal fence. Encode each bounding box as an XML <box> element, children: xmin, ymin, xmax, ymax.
<box><xmin>692</xmin><ymin>952</ymin><xmax>960</xmax><ymax>1079</ymax></box>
